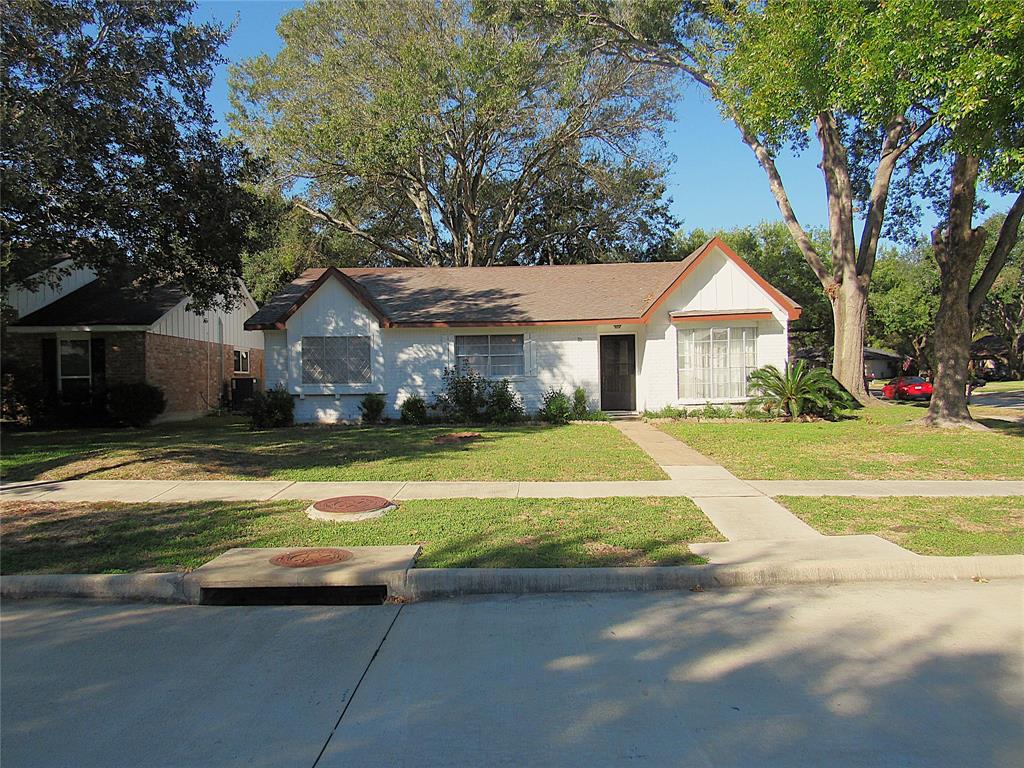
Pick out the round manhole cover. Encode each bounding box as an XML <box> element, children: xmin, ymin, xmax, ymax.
<box><xmin>312</xmin><ymin>495</ymin><xmax>392</xmax><ymax>515</ymax></box>
<box><xmin>269</xmin><ymin>548</ymin><xmax>354</xmax><ymax>568</ymax></box>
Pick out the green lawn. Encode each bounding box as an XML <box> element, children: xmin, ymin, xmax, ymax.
<box><xmin>975</xmin><ymin>379</ymin><xmax>1024</xmax><ymax>393</ymax></box>
<box><xmin>0</xmin><ymin>417</ymin><xmax>664</xmax><ymax>482</ymax></box>
<box><xmin>656</xmin><ymin>404</ymin><xmax>1024</xmax><ymax>480</ymax></box>
<box><xmin>779</xmin><ymin>495</ymin><xmax>1024</xmax><ymax>556</ymax></box>
<box><xmin>0</xmin><ymin>497</ymin><xmax>723</xmax><ymax>573</ymax></box>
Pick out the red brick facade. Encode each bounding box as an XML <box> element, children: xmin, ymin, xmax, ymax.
<box><xmin>2</xmin><ymin>330</ymin><xmax>263</xmax><ymax>419</ymax></box>
<box><xmin>144</xmin><ymin>332</ymin><xmax>264</xmax><ymax>417</ymax></box>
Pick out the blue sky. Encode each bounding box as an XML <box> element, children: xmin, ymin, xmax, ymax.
<box><xmin>194</xmin><ymin>0</ymin><xmax>1013</xmax><ymax>243</ymax></box>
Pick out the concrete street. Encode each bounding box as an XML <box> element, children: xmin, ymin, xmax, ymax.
<box><xmin>3</xmin><ymin>581</ymin><xmax>1022</xmax><ymax>767</ymax></box>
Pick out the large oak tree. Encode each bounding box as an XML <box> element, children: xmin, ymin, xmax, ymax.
<box><xmin>228</xmin><ymin>0</ymin><xmax>677</xmax><ymax>267</ymax></box>
<box><xmin>1</xmin><ymin>0</ymin><xmax>260</xmax><ymax>309</ymax></box>
<box><xmin>498</xmin><ymin>1</ymin><xmax>1022</xmax><ymax>409</ymax></box>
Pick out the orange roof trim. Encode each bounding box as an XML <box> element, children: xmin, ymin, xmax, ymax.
<box><xmin>641</xmin><ymin>237</ymin><xmax>802</xmax><ymax>322</ymax></box>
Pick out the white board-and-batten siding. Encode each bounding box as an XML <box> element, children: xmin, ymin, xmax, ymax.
<box><xmin>266</xmin><ymin>244</ymin><xmax>791</xmax><ymax>423</ymax></box>
<box><xmin>5</xmin><ymin>261</ymin><xmax>97</xmax><ymax>320</ymax></box>
<box><xmin>149</xmin><ymin>295</ymin><xmax>264</xmax><ymax>350</ymax></box>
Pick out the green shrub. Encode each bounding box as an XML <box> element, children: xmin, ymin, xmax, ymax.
<box><xmin>359</xmin><ymin>393</ymin><xmax>386</xmax><ymax>424</ymax></box>
<box><xmin>538</xmin><ymin>388</ymin><xmax>573</xmax><ymax>424</ymax></box>
<box><xmin>434</xmin><ymin>367</ymin><xmax>488</xmax><ymax>422</ymax></box>
<box><xmin>691</xmin><ymin>402</ymin><xmax>735</xmax><ymax>420</ymax></box>
<box><xmin>741</xmin><ymin>399</ymin><xmax>777</xmax><ymax>420</ymax></box>
<box><xmin>643</xmin><ymin>405</ymin><xmax>689</xmax><ymax>419</ymax></box>
<box><xmin>249</xmin><ymin>386</ymin><xmax>294</xmax><ymax>429</ymax></box>
<box><xmin>399</xmin><ymin>395</ymin><xmax>428</xmax><ymax>424</ymax></box>
<box><xmin>484</xmin><ymin>378</ymin><xmax>525</xmax><ymax>424</ymax></box>
<box><xmin>1</xmin><ymin>365</ymin><xmax>59</xmax><ymax>427</ymax></box>
<box><xmin>571</xmin><ymin>387</ymin><xmax>589</xmax><ymax>420</ymax></box>
<box><xmin>748</xmin><ymin>362</ymin><xmax>853</xmax><ymax>420</ymax></box>
<box><xmin>108</xmin><ymin>382</ymin><xmax>166</xmax><ymax>427</ymax></box>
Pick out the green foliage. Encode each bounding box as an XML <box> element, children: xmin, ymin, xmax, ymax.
<box><xmin>692</xmin><ymin>402</ymin><xmax>736</xmax><ymax>420</ymax></box>
<box><xmin>249</xmin><ymin>387</ymin><xmax>294</xmax><ymax>430</ymax></box>
<box><xmin>399</xmin><ymin>395</ymin><xmax>428</xmax><ymax>425</ymax></box>
<box><xmin>0</xmin><ymin>365</ymin><xmax>58</xmax><ymax>427</ymax></box>
<box><xmin>748</xmin><ymin>362</ymin><xmax>853</xmax><ymax>421</ymax></box>
<box><xmin>434</xmin><ymin>368</ymin><xmax>489</xmax><ymax>422</ymax></box>
<box><xmin>2</xmin><ymin>0</ymin><xmax>261</xmax><ymax>309</ymax></box>
<box><xmin>571</xmin><ymin>387</ymin><xmax>590</xmax><ymax>420</ymax></box>
<box><xmin>229</xmin><ymin>0</ymin><xmax>676</xmax><ymax>266</ymax></box>
<box><xmin>538</xmin><ymin>389</ymin><xmax>574</xmax><ymax>425</ymax></box>
<box><xmin>107</xmin><ymin>383</ymin><xmax>166</xmax><ymax>428</ymax></box>
<box><xmin>741</xmin><ymin>399</ymin><xmax>778</xmax><ymax>420</ymax></box>
<box><xmin>484</xmin><ymin>379</ymin><xmax>525</xmax><ymax>425</ymax></box>
<box><xmin>643</xmin><ymin>405</ymin><xmax>689</xmax><ymax>419</ymax></box>
<box><xmin>359</xmin><ymin>393</ymin><xmax>386</xmax><ymax>424</ymax></box>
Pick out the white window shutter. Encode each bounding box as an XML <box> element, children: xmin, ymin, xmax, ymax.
<box><xmin>525</xmin><ymin>333</ymin><xmax>536</xmax><ymax>375</ymax></box>
<box><xmin>446</xmin><ymin>334</ymin><xmax>455</xmax><ymax>371</ymax></box>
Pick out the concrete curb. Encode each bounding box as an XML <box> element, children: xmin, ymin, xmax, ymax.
<box><xmin>397</xmin><ymin>555</ymin><xmax>1024</xmax><ymax>601</ymax></box>
<box><xmin>3</xmin><ymin>556</ymin><xmax>1021</xmax><ymax>604</ymax></box>
<box><xmin>1</xmin><ymin>573</ymin><xmax>188</xmax><ymax>603</ymax></box>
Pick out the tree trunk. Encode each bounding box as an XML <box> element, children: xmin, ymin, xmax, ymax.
<box><xmin>923</xmin><ymin>154</ymin><xmax>988</xmax><ymax>428</ymax></box>
<box><xmin>830</xmin><ymin>277</ymin><xmax>871</xmax><ymax>402</ymax></box>
<box><xmin>926</xmin><ymin>263</ymin><xmax>978</xmax><ymax>425</ymax></box>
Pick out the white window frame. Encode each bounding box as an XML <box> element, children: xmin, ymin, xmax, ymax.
<box><xmin>677</xmin><ymin>326</ymin><xmax>758</xmax><ymax>401</ymax></box>
<box><xmin>233</xmin><ymin>349</ymin><xmax>250</xmax><ymax>374</ymax></box>
<box><xmin>454</xmin><ymin>334</ymin><xmax>526</xmax><ymax>379</ymax></box>
<box><xmin>57</xmin><ymin>333</ymin><xmax>91</xmax><ymax>395</ymax></box>
<box><xmin>301</xmin><ymin>336</ymin><xmax>372</xmax><ymax>385</ymax></box>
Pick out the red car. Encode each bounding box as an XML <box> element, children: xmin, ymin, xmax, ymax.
<box><xmin>881</xmin><ymin>375</ymin><xmax>933</xmax><ymax>401</ymax></box>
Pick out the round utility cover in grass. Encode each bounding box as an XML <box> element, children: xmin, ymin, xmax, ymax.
<box><xmin>306</xmin><ymin>495</ymin><xmax>396</xmax><ymax>523</ymax></box>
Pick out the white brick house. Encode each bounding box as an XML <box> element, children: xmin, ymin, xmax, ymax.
<box><xmin>245</xmin><ymin>238</ymin><xmax>801</xmax><ymax>423</ymax></box>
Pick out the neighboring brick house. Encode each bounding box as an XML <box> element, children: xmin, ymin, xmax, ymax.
<box><xmin>4</xmin><ymin>260</ymin><xmax>264</xmax><ymax>421</ymax></box>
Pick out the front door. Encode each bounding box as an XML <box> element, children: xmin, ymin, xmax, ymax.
<box><xmin>600</xmin><ymin>335</ymin><xmax>636</xmax><ymax>411</ymax></box>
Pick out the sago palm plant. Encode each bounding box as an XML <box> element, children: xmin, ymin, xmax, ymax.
<box><xmin>747</xmin><ymin>361</ymin><xmax>853</xmax><ymax>420</ymax></box>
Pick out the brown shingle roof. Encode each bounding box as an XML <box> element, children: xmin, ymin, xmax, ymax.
<box><xmin>244</xmin><ymin>238</ymin><xmax>801</xmax><ymax>329</ymax></box>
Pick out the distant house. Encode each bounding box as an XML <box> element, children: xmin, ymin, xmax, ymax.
<box><xmin>245</xmin><ymin>238</ymin><xmax>801</xmax><ymax>423</ymax></box>
<box><xmin>864</xmin><ymin>347</ymin><xmax>903</xmax><ymax>381</ymax></box>
<box><xmin>4</xmin><ymin>260</ymin><xmax>264</xmax><ymax>420</ymax></box>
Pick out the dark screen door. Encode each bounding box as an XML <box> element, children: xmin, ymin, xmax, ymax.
<box><xmin>600</xmin><ymin>335</ymin><xmax>636</xmax><ymax>411</ymax></box>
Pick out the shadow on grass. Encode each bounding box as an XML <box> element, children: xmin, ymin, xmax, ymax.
<box><xmin>0</xmin><ymin>417</ymin><xmax>577</xmax><ymax>482</ymax></box>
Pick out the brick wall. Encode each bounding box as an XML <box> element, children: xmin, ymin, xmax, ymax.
<box><xmin>1</xmin><ymin>331</ymin><xmax>146</xmax><ymax>386</ymax></box>
<box><xmin>145</xmin><ymin>332</ymin><xmax>263</xmax><ymax>418</ymax></box>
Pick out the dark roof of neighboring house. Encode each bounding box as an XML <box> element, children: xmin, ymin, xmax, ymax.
<box><xmin>245</xmin><ymin>238</ymin><xmax>802</xmax><ymax>330</ymax></box>
<box><xmin>864</xmin><ymin>347</ymin><xmax>903</xmax><ymax>361</ymax></box>
<box><xmin>13</xmin><ymin>275</ymin><xmax>185</xmax><ymax>327</ymax></box>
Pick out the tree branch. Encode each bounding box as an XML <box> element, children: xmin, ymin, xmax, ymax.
<box><xmin>969</xmin><ymin>189</ymin><xmax>1024</xmax><ymax>317</ymax></box>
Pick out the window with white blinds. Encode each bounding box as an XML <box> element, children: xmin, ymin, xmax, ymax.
<box><xmin>301</xmin><ymin>336</ymin><xmax>371</xmax><ymax>384</ymax></box>
<box><xmin>455</xmin><ymin>334</ymin><xmax>525</xmax><ymax>377</ymax></box>
<box><xmin>677</xmin><ymin>327</ymin><xmax>757</xmax><ymax>400</ymax></box>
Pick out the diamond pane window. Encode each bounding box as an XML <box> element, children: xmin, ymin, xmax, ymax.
<box><xmin>301</xmin><ymin>336</ymin><xmax>372</xmax><ymax>384</ymax></box>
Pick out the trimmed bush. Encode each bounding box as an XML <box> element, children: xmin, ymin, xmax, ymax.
<box><xmin>359</xmin><ymin>392</ymin><xmax>386</xmax><ymax>424</ymax></box>
<box><xmin>1</xmin><ymin>365</ymin><xmax>58</xmax><ymax>427</ymax></box>
<box><xmin>538</xmin><ymin>388</ymin><xmax>573</xmax><ymax>424</ymax></box>
<box><xmin>643</xmin><ymin>405</ymin><xmax>689</xmax><ymax>419</ymax></box>
<box><xmin>434</xmin><ymin>367</ymin><xmax>488</xmax><ymax>422</ymax></box>
<box><xmin>571</xmin><ymin>387</ymin><xmax>589</xmax><ymax>420</ymax></box>
<box><xmin>399</xmin><ymin>395</ymin><xmax>428</xmax><ymax>425</ymax></box>
<box><xmin>249</xmin><ymin>386</ymin><xmax>294</xmax><ymax>429</ymax></box>
<box><xmin>108</xmin><ymin>382</ymin><xmax>166</xmax><ymax>427</ymax></box>
<box><xmin>484</xmin><ymin>378</ymin><xmax>525</xmax><ymax>424</ymax></box>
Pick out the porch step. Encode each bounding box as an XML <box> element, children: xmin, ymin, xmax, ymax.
<box><xmin>604</xmin><ymin>410</ymin><xmax>641</xmax><ymax>421</ymax></box>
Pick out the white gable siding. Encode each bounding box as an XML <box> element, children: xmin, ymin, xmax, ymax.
<box><xmin>285</xmin><ymin>277</ymin><xmax>384</xmax><ymax>423</ymax></box>
<box><xmin>5</xmin><ymin>261</ymin><xmax>97</xmax><ymax>319</ymax></box>
<box><xmin>640</xmin><ymin>246</ymin><xmax>789</xmax><ymax>407</ymax></box>
<box><xmin>150</xmin><ymin>295</ymin><xmax>264</xmax><ymax>350</ymax></box>
<box><xmin>263</xmin><ymin>330</ymin><xmax>288</xmax><ymax>389</ymax></box>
